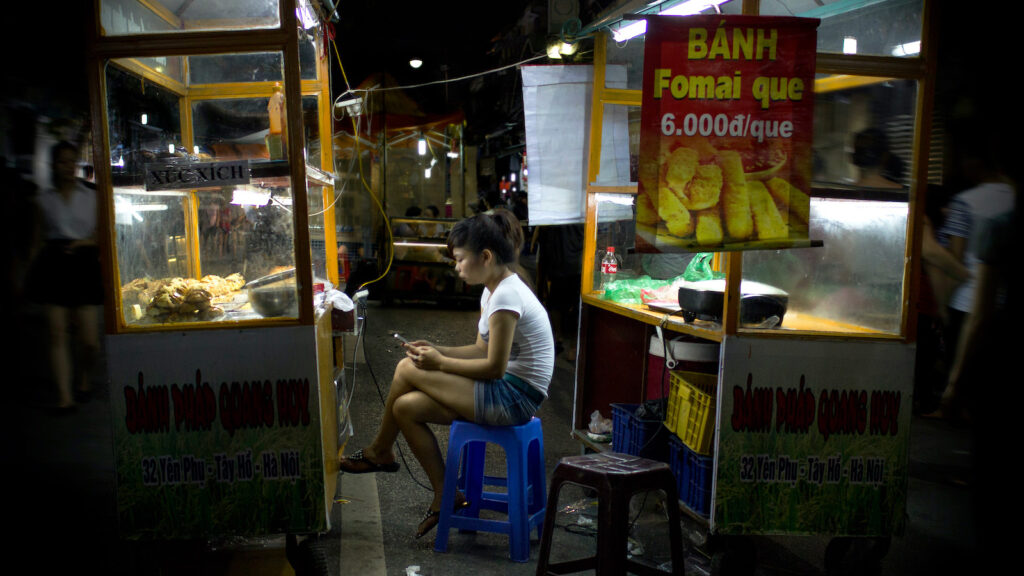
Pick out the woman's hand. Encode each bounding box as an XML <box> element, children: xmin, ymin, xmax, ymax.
<box><xmin>405</xmin><ymin>343</ymin><xmax>443</xmax><ymax>371</ymax></box>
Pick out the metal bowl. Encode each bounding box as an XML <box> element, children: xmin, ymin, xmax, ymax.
<box><xmin>248</xmin><ymin>283</ymin><xmax>297</xmax><ymax>317</ymax></box>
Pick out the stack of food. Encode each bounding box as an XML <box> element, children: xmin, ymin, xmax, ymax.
<box><xmin>121</xmin><ymin>273</ymin><xmax>246</xmax><ymax>323</ymax></box>
<box><xmin>637</xmin><ymin>136</ymin><xmax>809</xmax><ymax>246</ymax></box>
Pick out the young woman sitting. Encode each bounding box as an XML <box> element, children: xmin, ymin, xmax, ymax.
<box><xmin>339</xmin><ymin>208</ymin><xmax>555</xmax><ymax>539</ymax></box>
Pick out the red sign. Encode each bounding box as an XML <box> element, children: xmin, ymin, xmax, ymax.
<box><xmin>636</xmin><ymin>15</ymin><xmax>819</xmax><ymax>252</ymax></box>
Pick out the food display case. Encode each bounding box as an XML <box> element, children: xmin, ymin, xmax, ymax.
<box><xmin>572</xmin><ymin>1</ymin><xmax>934</xmax><ymax>572</ymax></box>
<box><xmin>89</xmin><ymin>0</ymin><xmax>348</xmax><ymax>549</ymax></box>
<box><xmin>383</xmin><ymin>216</ymin><xmax>481</xmax><ymax>305</ymax></box>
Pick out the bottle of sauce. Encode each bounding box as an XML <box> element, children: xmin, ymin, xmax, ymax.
<box><xmin>266</xmin><ymin>83</ymin><xmax>287</xmax><ymax>159</ymax></box>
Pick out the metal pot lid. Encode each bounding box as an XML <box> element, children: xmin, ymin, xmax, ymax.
<box><xmin>679</xmin><ymin>279</ymin><xmax>788</xmax><ymax>297</ymax></box>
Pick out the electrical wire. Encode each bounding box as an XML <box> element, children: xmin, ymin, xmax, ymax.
<box><xmin>349</xmin><ymin>53</ymin><xmax>549</xmax><ymax>94</ymax></box>
<box><xmin>357</xmin><ymin>310</ymin><xmax>433</xmax><ymax>491</ymax></box>
<box><xmin>329</xmin><ymin>36</ymin><xmax>395</xmax><ymax>293</ymax></box>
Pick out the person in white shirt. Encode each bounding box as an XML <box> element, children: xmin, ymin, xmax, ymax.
<box><xmin>27</xmin><ymin>141</ymin><xmax>101</xmax><ymax>412</ymax></box>
<box><xmin>339</xmin><ymin>208</ymin><xmax>554</xmax><ymax>539</ymax></box>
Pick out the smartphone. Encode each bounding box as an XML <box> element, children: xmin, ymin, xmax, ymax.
<box><xmin>392</xmin><ymin>333</ymin><xmax>410</xmax><ymax>345</ymax></box>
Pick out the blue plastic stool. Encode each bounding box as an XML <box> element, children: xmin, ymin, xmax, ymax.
<box><xmin>434</xmin><ymin>417</ymin><xmax>546</xmax><ymax>562</ymax></box>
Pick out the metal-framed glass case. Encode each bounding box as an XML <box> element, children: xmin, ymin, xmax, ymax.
<box><xmin>89</xmin><ymin>0</ymin><xmax>344</xmax><ymax>541</ymax></box>
<box><xmin>94</xmin><ymin>0</ymin><xmax>337</xmax><ymax>331</ymax></box>
<box><xmin>574</xmin><ymin>0</ymin><xmax>935</xmax><ymax>541</ymax></box>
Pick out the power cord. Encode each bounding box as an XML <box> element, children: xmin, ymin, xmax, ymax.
<box><xmin>328</xmin><ymin>37</ymin><xmax>395</xmax><ymax>293</ymax></box>
<box><xmin>356</xmin><ymin>309</ymin><xmax>432</xmax><ymax>491</ymax></box>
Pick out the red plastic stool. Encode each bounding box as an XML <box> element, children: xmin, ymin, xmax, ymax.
<box><xmin>536</xmin><ymin>452</ymin><xmax>685</xmax><ymax>576</ymax></box>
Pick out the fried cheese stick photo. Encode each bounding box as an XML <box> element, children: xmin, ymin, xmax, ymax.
<box><xmin>680</xmin><ymin>164</ymin><xmax>723</xmax><ymax>211</ymax></box>
<box><xmin>636</xmin><ymin>190</ymin><xmax>660</xmax><ymax>225</ymax></box>
<box><xmin>663</xmin><ymin>147</ymin><xmax>699</xmax><ymax>192</ymax></box>
<box><xmin>748</xmin><ymin>181</ymin><xmax>789</xmax><ymax>239</ymax></box>
<box><xmin>717</xmin><ymin>150</ymin><xmax>753</xmax><ymax>240</ymax></box>
<box><xmin>695</xmin><ymin>209</ymin><xmax>724</xmax><ymax>245</ymax></box>
<box><xmin>766</xmin><ymin>177</ymin><xmax>810</xmax><ymax>230</ymax></box>
<box><xmin>657</xmin><ymin>186</ymin><xmax>693</xmax><ymax>237</ymax></box>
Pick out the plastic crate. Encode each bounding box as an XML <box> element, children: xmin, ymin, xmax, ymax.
<box><xmin>611</xmin><ymin>403</ymin><xmax>668</xmax><ymax>462</ymax></box>
<box><xmin>668</xmin><ymin>433</ymin><xmax>713</xmax><ymax>517</ymax></box>
<box><xmin>666</xmin><ymin>371</ymin><xmax>717</xmax><ymax>455</ymax></box>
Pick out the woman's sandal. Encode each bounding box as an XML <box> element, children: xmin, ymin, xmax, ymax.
<box><xmin>415</xmin><ymin>492</ymin><xmax>471</xmax><ymax>539</ymax></box>
<box><xmin>338</xmin><ymin>449</ymin><xmax>400</xmax><ymax>474</ymax></box>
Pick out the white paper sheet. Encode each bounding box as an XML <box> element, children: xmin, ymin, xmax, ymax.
<box><xmin>521</xmin><ymin>64</ymin><xmax>629</xmax><ymax>225</ymax></box>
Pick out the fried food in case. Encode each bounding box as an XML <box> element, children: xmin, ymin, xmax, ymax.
<box><xmin>121</xmin><ymin>274</ymin><xmax>245</xmax><ymax>323</ymax></box>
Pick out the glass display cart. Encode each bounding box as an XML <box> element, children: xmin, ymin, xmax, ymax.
<box><xmin>571</xmin><ymin>1</ymin><xmax>934</xmax><ymax>573</ymax></box>
<box><xmin>88</xmin><ymin>0</ymin><xmax>346</xmax><ymax>562</ymax></box>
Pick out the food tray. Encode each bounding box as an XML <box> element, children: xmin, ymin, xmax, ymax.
<box><xmin>669</xmin><ymin>433</ymin><xmax>713</xmax><ymax>518</ymax></box>
<box><xmin>611</xmin><ymin>403</ymin><xmax>668</xmax><ymax>462</ymax></box>
<box><xmin>666</xmin><ymin>371</ymin><xmax>717</xmax><ymax>455</ymax></box>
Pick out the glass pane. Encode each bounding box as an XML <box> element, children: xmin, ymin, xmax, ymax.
<box><xmin>298</xmin><ymin>27</ymin><xmax>320</xmax><ymax>80</ymax></box>
<box><xmin>133</xmin><ymin>55</ymin><xmax>186</xmax><ymax>83</ymax></box>
<box><xmin>605</xmin><ymin>35</ymin><xmax>645</xmax><ymax>91</ymax></box>
<box><xmin>386</xmin><ymin>144</ymin><xmax>450</xmax><ymax>220</ymax></box>
<box><xmin>742</xmin><ymin>197</ymin><xmax>907</xmax><ymax>334</ymax></box>
<box><xmin>594</xmin><ymin>105</ymin><xmax>639</xmax><ymax>187</ymax></box>
<box><xmin>115</xmin><ymin>190</ymin><xmax>189</xmax><ymax>283</ymax></box>
<box><xmin>100</xmin><ymin>0</ymin><xmax>281</xmax><ymax>35</ymax></box>
<box><xmin>334</xmin><ymin>145</ymin><xmax>380</xmax><ymax>284</ymax></box>
<box><xmin>192</xmin><ymin>97</ymin><xmax>281</xmax><ymax>162</ymax></box>
<box><xmin>762</xmin><ymin>0</ymin><xmax>923</xmax><ymax>58</ymax></box>
<box><xmin>812</xmin><ymin>78</ymin><xmax>918</xmax><ymax>189</ymax></box>
<box><xmin>100</xmin><ymin>0</ymin><xmax>175</xmax><ymax>35</ymax></box>
<box><xmin>302</xmin><ymin>96</ymin><xmax>321</xmax><ymax>168</ymax></box>
<box><xmin>308</xmin><ymin>181</ymin><xmax>327</xmax><ymax>284</ymax></box>
<box><xmin>189</xmin><ymin>53</ymin><xmax>284</xmax><ymax>84</ymax></box>
<box><xmin>107</xmin><ymin>58</ymin><xmax>303</xmax><ymax>327</ymax></box>
<box><xmin>106</xmin><ymin>63</ymin><xmax>182</xmax><ymax>185</ymax></box>
<box><xmin>592</xmin><ymin>193</ymin><xmax>639</xmax><ymax>293</ymax></box>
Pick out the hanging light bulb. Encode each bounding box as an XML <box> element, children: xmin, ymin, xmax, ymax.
<box><xmin>409</xmin><ymin>59</ymin><xmax>423</xmax><ymax>69</ymax></box>
<box><xmin>424</xmin><ymin>167</ymin><xmax>432</xmax><ymax>179</ymax></box>
<box><xmin>140</xmin><ymin>113</ymin><xmax>148</xmax><ymax>125</ymax></box>
<box><xmin>418</xmin><ymin>136</ymin><xmax>427</xmax><ymax>156</ymax></box>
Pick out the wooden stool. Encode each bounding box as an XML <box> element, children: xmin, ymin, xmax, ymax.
<box><xmin>536</xmin><ymin>452</ymin><xmax>684</xmax><ymax>576</ymax></box>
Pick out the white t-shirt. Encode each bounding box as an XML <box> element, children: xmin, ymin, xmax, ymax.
<box><xmin>940</xmin><ymin>182</ymin><xmax>1015</xmax><ymax>313</ymax></box>
<box><xmin>35</xmin><ymin>181</ymin><xmax>97</xmax><ymax>241</ymax></box>
<box><xmin>478</xmin><ymin>273</ymin><xmax>555</xmax><ymax>397</ymax></box>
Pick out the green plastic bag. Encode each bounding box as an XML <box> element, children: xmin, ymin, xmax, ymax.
<box><xmin>682</xmin><ymin>253</ymin><xmax>724</xmax><ymax>282</ymax></box>
<box><xmin>603</xmin><ymin>275</ymin><xmax>668</xmax><ymax>304</ymax></box>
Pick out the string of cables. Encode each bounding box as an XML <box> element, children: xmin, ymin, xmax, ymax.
<box><xmin>318</xmin><ymin>9</ymin><xmax>591</xmax><ymax>291</ymax></box>
<box><xmin>348</xmin><ymin>291</ymin><xmax>433</xmax><ymax>491</ymax></box>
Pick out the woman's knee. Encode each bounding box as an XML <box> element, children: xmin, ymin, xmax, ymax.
<box><xmin>389</xmin><ymin>360</ymin><xmax>418</xmax><ymax>396</ymax></box>
<box><xmin>392</xmin><ymin>391</ymin><xmax>428</xmax><ymax>423</ymax></box>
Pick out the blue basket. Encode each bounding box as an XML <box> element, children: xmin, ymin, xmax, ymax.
<box><xmin>611</xmin><ymin>403</ymin><xmax>668</xmax><ymax>462</ymax></box>
<box><xmin>668</xmin><ymin>433</ymin><xmax>713</xmax><ymax>517</ymax></box>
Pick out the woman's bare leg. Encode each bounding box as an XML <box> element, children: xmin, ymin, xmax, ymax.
<box><xmin>46</xmin><ymin>306</ymin><xmax>73</xmax><ymax>407</ymax></box>
<box><xmin>393</xmin><ymin>390</ymin><xmax>460</xmax><ymax>510</ymax></box>
<box><xmin>72</xmin><ymin>305</ymin><xmax>100</xmax><ymax>393</ymax></box>
<box><xmin>362</xmin><ymin>358</ymin><xmax>476</xmax><ymax>467</ymax></box>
